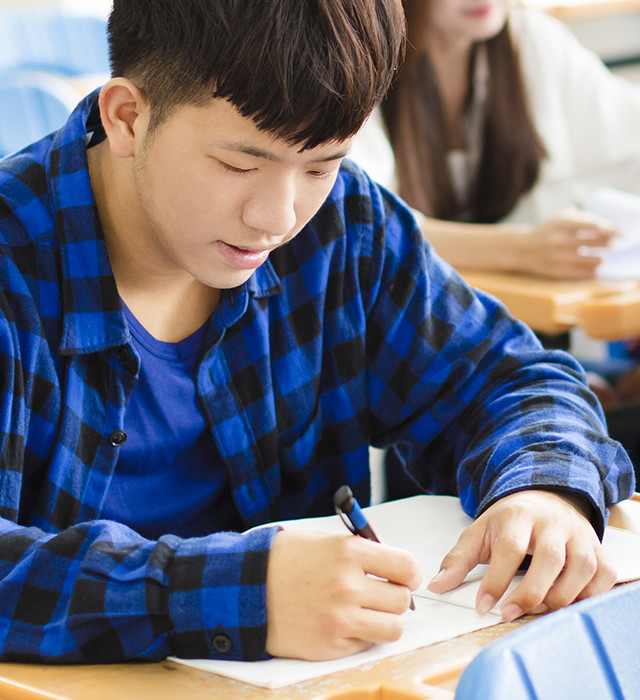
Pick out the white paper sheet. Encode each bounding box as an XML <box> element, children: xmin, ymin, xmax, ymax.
<box><xmin>169</xmin><ymin>495</ymin><xmax>640</xmax><ymax>689</ymax></box>
<box><xmin>582</xmin><ymin>188</ymin><xmax>640</xmax><ymax>280</ymax></box>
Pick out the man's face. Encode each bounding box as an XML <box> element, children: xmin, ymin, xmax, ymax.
<box><xmin>130</xmin><ymin>98</ymin><xmax>350</xmax><ymax>290</ymax></box>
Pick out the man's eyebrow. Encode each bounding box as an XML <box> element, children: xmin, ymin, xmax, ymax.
<box><xmin>311</xmin><ymin>150</ymin><xmax>351</xmax><ymax>163</ymax></box>
<box><xmin>216</xmin><ymin>142</ymin><xmax>350</xmax><ymax>163</ymax></box>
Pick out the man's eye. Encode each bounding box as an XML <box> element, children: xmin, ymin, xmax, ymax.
<box><xmin>222</xmin><ymin>162</ymin><xmax>252</xmax><ymax>174</ymax></box>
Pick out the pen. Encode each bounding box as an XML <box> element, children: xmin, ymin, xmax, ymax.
<box><xmin>334</xmin><ymin>485</ymin><xmax>415</xmax><ymax>610</ymax></box>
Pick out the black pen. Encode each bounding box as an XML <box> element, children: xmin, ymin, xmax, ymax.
<box><xmin>334</xmin><ymin>485</ymin><xmax>415</xmax><ymax>610</ymax></box>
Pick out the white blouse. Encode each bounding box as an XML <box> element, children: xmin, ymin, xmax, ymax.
<box><xmin>349</xmin><ymin>8</ymin><xmax>640</xmax><ymax>224</ymax></box>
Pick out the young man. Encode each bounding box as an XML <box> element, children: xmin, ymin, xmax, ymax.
<box><xmin>0</xmin><ymin>0</ymin><xmax>634</xmax><ymax>664</ymax></box>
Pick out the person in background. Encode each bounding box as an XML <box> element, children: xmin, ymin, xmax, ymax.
<box><xmin>0</xmin><ymin>0</ymin><xmax>633</xmax><ymax>665</ymax></box>
<box><xmin>351</xmin><ymin>0</ymin><xmax>640</xmax><ymax>487</ymax></box>
<box><xmin>352</xmin><ymin>0</ymin><xmax>640</xmax><ymax>280</ymax></box>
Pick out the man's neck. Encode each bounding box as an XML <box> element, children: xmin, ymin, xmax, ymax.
<box><xmin>119</xmin><ymin>282</ymin><xmax>221</xmax><ymax>343</ymax></box>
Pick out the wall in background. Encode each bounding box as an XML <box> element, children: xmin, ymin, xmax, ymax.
<box><xmin>525</xmin><ymin>0</ymin><xmax>640</xmax><ymax>82</ymax></box>
<box><xmin>564</xmin><ymin>10</ymin><xmax>640</xmax><ymax>81</ymax></box>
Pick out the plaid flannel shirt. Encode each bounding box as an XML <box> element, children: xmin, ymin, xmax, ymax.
<box><xmin>0</xmin><ymin>91</ymin><xmax>634</xmax><ymax>663</ymax></box>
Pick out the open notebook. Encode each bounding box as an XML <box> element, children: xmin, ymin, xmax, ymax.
<box><xmin>169</xmin><ymin>495</ymin><xmax>640</xmax><ymax>689</ymax></box>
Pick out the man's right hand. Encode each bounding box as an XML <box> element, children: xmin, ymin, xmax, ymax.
<box><xmin>265</xmin><ymin>529</ymin><xmax>421</xmax><ymax>660</ymax></box>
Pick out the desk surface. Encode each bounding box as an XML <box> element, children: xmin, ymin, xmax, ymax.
<box><xmin>458</xmin><ymin>269</ymin><xmax>640</xmax><ymax>339</ymax></box>
<box><xmin>0</xmin><ymin>496</ymin><xmax>638</xmax><ymax>700</ymax></box>
<box><xmin>0</xmin><ymin>623</ymin><xmax>522</xmax><ymax>700</ymax></box>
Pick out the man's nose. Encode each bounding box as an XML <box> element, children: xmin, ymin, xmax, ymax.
<box><xmin>242</xmin><ymin>176</ymin><xmax>297</xmax><ymax>239</ymax></box>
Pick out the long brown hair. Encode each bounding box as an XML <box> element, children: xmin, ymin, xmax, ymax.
<box><xmin>381</xmin><ymin>3</ymin><xmax>546</xmax><ymax>222</ymax></box>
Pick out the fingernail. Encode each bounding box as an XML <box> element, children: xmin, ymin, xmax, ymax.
<box><xmin>532</xmin><ymin>603</ymin><xmax>549</xmax><ymax>615</ymax></box>
<box><xmin>502</xmin><ymin>603</ymin><xmax>523</xmax><ymax>622</ymax></box>
<box><xmin>429</xmin><ymin>568</ymin><xmax>446</xmax><ymax>584</ymax></box>
<box><xmin>477</xmin><ymin>593</ymin><xmax>496</xmax><ymax>616</ymax></box>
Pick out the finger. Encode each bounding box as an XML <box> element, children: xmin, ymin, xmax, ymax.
<box><xmin>498</xmin><ymin>535</ymin><xmax>567</xmax><ymax>621</ymax></box>
<box><xmin>575</xmin><ymin>228</ymin><xmax>618</xmax><ymax>246</ymax></box>
<box><xmin>576</xmin><ymin>551</ymin><xmax>617</xmax><ymax>600</ymax></box>
<box><xmin>427</xmin><ymin>525</ymin><xmax>487</xmax><ymax>594</ymax></box>
<box><xmin>552</xmin><ymin>227</ymin><xmax>614</xmax><ymax>255</ymax></box>
<box><xmin>359</xmin><ymin>576</ymin><xmax>415</xmax><ymax>615</ymax></box>
<box><xmin>545</xmin><ymin>542</ymin><xmax>615</xmax><ymax>610</ymax></box>
<box><xmin>576</xmin><ymin>247</ymin><xmax>607</xmax><ymax>262</ymax></box>
<box><xmin>348</xmin><ymin>606</ymin><xmax>407</xmax><ymax>645</ymax></box>
<box><xmin>551</xmin><ymin>235</ymin><xmax>606</xmax><ymax>258</ymax></box>
<box><xmin>545</xmin><ymin>238</ymin><xmax>602</xmax><ymax>260</ymax></box>
<box><xmin>474</xmin><ymin>526</ymin><xmax>531</xmax><ymax>616</ymax></box>
<box><xmin>555</xmin><ymin>208</ymin><xmax>616</xmax><ymax>235</ymax></box>
<box><xmin>359</xmin><ymin>540</ymin><xmax>422</xmax><ymax>592</ymax></box>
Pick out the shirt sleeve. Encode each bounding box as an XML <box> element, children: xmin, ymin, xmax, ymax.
<box><xmin>0</xmin><ymin>515</ymin><xmax>279</xmax><ymax>662</ymax></box>
<box><xmin>360</xmin><ymin>177</ymin><xmax>635</xmax><ymax>536</ymax></box>
<box><xmin>0</xmin><ymin>250</ymin><xmax>281</xmax><ymax>663</ymax></box>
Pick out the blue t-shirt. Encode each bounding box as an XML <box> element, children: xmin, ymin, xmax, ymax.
<box><xmin>101</xmin><ymin>304</ymin><xmax>243</xmax><ymax>539</ymax></box>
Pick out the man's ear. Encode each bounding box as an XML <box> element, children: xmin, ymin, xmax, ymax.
<box><xmin>98</xmin><ymin>78</ymin><xmax>150</xmax><ymax>158</ymax></box>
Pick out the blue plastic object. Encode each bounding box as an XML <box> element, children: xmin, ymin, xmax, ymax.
<box><xmin>455</xmin><ymin>580</ymin><xmax>640</xmax><ymax>700</ymax></box>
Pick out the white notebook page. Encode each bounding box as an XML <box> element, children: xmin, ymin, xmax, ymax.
<box><xmin>170</xmin><ymin>495</ymin><xmax>640</xmax><ymax>689</ymax></box>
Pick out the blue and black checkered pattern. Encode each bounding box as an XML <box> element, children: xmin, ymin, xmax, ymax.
<box><xmin>0</xmin><ymin>91</ymin><xmax>634</xmax><ymax>663</ymax></box>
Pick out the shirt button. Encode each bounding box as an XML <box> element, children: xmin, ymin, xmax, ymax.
<box><xmin>109</xmin><ymin>430</ymin><xmax>128</xmax><ymax>446</ymax></box>
<box><xmin>212</xmin><ymin>633</ymin><xmax>233</xmax><ymax>654</ymax></box>
<box><xmin>115</xmin><ymin>347</ymin><xmax>131</xmax><ymax>363</ymax></box>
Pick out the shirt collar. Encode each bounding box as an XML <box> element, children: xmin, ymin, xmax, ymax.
<box><xmin>246</xmin><ymin>257</ymin><xmax>281</xmax><ymax>297</ymax></box>
<box><xmin>51</xmin><ymin>89</ymin><xmax>129</xmax><ymax>355</ymax></box>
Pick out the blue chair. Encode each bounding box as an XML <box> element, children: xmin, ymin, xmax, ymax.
<box><xmin>0</xmin><ymin>6</ymin><xmax>109</xmax><ymax>76</ymax></box>
<box><xmin>0</xmin><ymin>68</ymin><xmax>82</xmax><ymax>157</ymax></box>
<box><xmin>455</xmin><ymin>580</ymin><xmax>640</xmax><ymax>699</ymax></box>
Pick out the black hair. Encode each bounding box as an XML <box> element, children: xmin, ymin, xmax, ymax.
<box><xmin>108</xmin><ymin>0</ymin><xmax>405</xmax><ymax>147</ymax></box>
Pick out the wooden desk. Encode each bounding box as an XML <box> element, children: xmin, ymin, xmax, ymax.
<box><xmin>0</xmin><ymin>624</ymin><xmax>524</xmax><ymax>700</ymax></box>
<box><xmin>0</xmin><ymin>496</ymin><xmax>638</xmax><ymax>700</ymax></box>
<box><xmin>458</xmin><ymin>269</ymin><xmax>640</xmax><ymax>339</ymax></box>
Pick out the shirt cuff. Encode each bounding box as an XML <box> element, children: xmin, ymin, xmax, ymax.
<box><xmin>167</xmin><ymin>526</ymin><xmax>279</xmax><ymax>660</ymax></box>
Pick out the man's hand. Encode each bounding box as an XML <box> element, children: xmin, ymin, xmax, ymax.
<box><xmin>265</xmin><ymin>529</ymin><xmax>421</xmax><ymax>660</ymax></box>
<box><xmin>427</xmin><ymin>490</ymin><xmax>617</xmax><ymax>621</ymax></box>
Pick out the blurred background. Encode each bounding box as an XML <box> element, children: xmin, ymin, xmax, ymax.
<box><xmin>0</xmin><ymin>0</ymin><xmax>109</xmax><ymax>13</ymax></box>
<box><xmin>0</xmin><ymin>0</ymin><xmax>639</xmax><ymax>160</ymax></box>
<box><xmin>0</xmin><ymin>0</ymin><xmax>110</xmax><ymax>157</ymax></box>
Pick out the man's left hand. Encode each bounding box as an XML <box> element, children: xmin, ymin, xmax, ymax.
<box><xmin>427</xmin><ymin>490</ymin><xmax>617</xmax><ymax>621</ymax></box>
